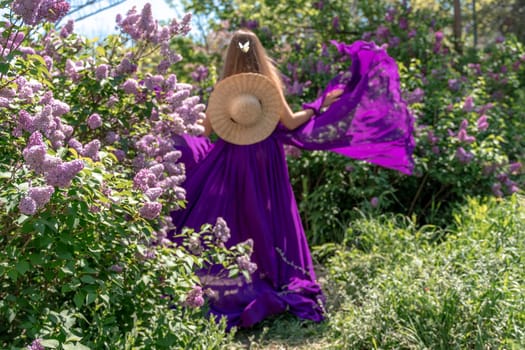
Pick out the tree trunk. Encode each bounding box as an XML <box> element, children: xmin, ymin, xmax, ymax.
<box><xmin>453</xmin><ymin>0</ymin><xmax>463</xmax><ymax>52</ymax></box>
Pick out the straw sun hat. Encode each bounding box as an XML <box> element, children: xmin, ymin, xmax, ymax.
<box><xmin>207</xmin><ymin>73</ymin><xmax>283</xmax><ymax>145</ymax></box>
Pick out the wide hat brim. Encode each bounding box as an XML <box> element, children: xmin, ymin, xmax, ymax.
<box><xmin>207</xmin><ymin>73</ymin><xmax>282</xmax><ymax>145</ymax></box>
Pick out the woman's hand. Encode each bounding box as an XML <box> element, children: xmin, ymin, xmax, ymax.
<box><xmin>322</xmin><ymin>89</ymin><xmax>344</xmax><ymax>109</ymax></box>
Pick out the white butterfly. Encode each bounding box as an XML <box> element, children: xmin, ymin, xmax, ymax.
<box><xmin>238</xmin><ymin>41</ymin><xmax>250</xmax><ymax>53</ymax></box>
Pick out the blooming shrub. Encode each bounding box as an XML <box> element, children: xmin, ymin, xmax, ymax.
<box><xmin>185</xmin><ymin>0</ymin><xmax>524</xmax><ymax>241</ymax></box>
<box><xmin>0</xmin><ymin>2</ymin><xmax>252</xmax><ymax>348</ymax></box>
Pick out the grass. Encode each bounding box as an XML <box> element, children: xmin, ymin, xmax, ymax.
<box><xmin>225</xmin><ymin>194</ymin><xmax>525</xmax><ymax>349</ymax></box>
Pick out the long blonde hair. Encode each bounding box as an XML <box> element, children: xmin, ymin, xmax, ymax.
<box><xmin>220</xmin><ymin>29</ymin><xmax>284</xmax><ymax>91</ymax></box>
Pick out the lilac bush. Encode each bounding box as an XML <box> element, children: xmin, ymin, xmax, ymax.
<box><xmin>0</xmin><ymin>2</ymin><xmax>250</xmax><ymax>348</ymax></box>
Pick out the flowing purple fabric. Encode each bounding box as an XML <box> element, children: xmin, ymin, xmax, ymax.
<box><xmin>169</xmin><ymin>40</ymin><xmax>414</xmax><ymax>329</ymax></box>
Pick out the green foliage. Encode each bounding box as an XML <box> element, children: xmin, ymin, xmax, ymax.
<box><xmin>225</xmin><ymin>195</ymin><xmax>525</xmax><ymax>349</ymax></box>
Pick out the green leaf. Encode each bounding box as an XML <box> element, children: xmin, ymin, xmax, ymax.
<box><xmin>15</xmin><ymin>260</ymin><xmax>30</xmax><ymax>275</ymax></box>
<box><xmin>99</xmin><ymin>294</ymin><xmax>110</xmax><ymax>305</ymax></box>
<box><xmin>80</xmin><ymin>275</ymin><xmax>96</xmax><ymax>284</ymax></box>
<box><xmin>64</xmin><ymin>343</ymin><xmax>90</xmax><ymax>350</ymax></box>
<box><xmin>0</xmin><ymin>61</ymin><xmax>9</xmax><ymax>74</ymax></box>
<box><xmin>7</xmin><ymin>269</ymin><xmax>18</xmax><ymax>282</ymax></box>
<box><xmin>65</xmin><ymin>335</ymin><xmax>82</xmax><ymax>343</ymax></box>
<box><xmin>74</xmin><ymin>292</ymin><xmax>85</xmax><ymax>308</ymax></box>
<box><xmin>40</xmin><ymin>339</ymin><xmax>60</xmax><ymax>348</ymax></box>
<box><xmin>86</xmin><ymin>292</ymin><xmax>96</xmax><ymax>305</ymax></box>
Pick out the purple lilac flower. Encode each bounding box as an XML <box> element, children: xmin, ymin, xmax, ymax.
<box><xmin>509</xmin><ymin>162</ymin><xmax>522</xmax><ymax>174</ymax></box>
<box><xmin>212</xmin><ymin>217</ymin><xmax>231</xmax><ymax>243</ymax></box>
<box><xmin>163</xmin><ymin>150</ymin><xmax>182</xmax><ymax>163</ymax></box>
<box><xmin>138</xmin><ymin>3</ymin><xmax>157</xmax><ymax>38</ymax></box>
<box><xmin>28</xmin><ymin>185</ymin><xmax>54</xmax><ymax>208</ymax></box>
<box><xmin>191</xmin><ymin>65</ymin><xmax>209</xmax><ymax>83</ymax></box>
<box><xmin>388</xmin><ymin>36</ymin><xmax>401</xmax><ymax>48</ymax></box>
<box><xmin>11</xmin><ymin>0</ymin><xmax>42</xmax><ymax>25</ymax></box>
<box><xmin>23</xmin><ymin>147</ymin><xmax>47</xmax><ymax>173</ymax></box>
<box><xmin>68</xmin><ymin>138</ymin><xmax>83</xmax><ymax>153</ymax></box>
<box><xmin>283</xmin><ymin>145</ymin><xmax>302</xmax><ymax>158</ymax></box>
<box><xmin>399</xmin><ymin>17</ymin><xmax>408</xmax><ymax>30</ymax></box>
<box><xmin>408</xmin><ymin>29</ymin><xmax>417</xmax><ymax>38</ymax></box>
<box><xmin>455</xmin><ymin>147</ymin><xmax>474</xmax><ymax>164</ymax></box>
<box><xmin>407</xmin><ymin>88</ymin><xmax>424</xmax><ymax>104</ymax></box>
<box><xmin>332</xmin><ymin>16</ymin><xmax>340</xmax><ymax>31</ymax></box>
<box><xmin>109</xmin><ymin>264</ymin><xmax>123</xmax><ymax>273</ymax></box>
<box><xmin>105</xmin><ymin>131</ymin><xmax>119</xmax><ymax>144</ymax></box>
<box><xmin>362</xmin><ymin>32</ymin><xmax>373</xmax><ymax>41</ymax></box>
<box><xmin>60</xmin><ymin>19</ymin><xmax>74</xmax><ymax>37</ymax></box>
<box><xmin>95</xmin><ymin>64</ymin><xmax>110</xmax><ymax>80</ymax></box>
<box><xmin>427</xmin><ymin>130</ymin><xmax>438</xmax><ymax>144</ymax></box>
<box><xmin>19</xmin><ymin>196</ymin><xmax>37</xmax><ymax>215</ymax></box>
<box><xmin>477</xmin><ymin>115</ymin><xmax>489</xmax><ymax>131</ymax></box>
<box><xmin>370</xmin><ymin>197</ymin><xmax>379</xmax><ymax>208</ymax></box>
<box><xmin>185</xmin><ymin>285</ymin><xmax>204</xmax><ymax>308</ymax></box>
<box><xmin>17</xmin><ymin>110</ymin><xmax>35</xmax><ymax>132</ymax></box>
<box><xmin>495</xmin><ymin>35</ymin><xmax>505</xmax><ymax>43</ymax></box>
<box><xmin>463</xmin><ymin>96</ymin><xmax>474</xmax><ymax>112</ymax></box>
<box><xmin>313</xmin><ymin>1</ymin><xmax>324</xmax><ymax>10</ymax></box>
<box><xmin>39</xmin><ymin>0</ymin><xmax>70</xmax><ymax>22</ymax></box>
<box><xmin>457</xmin><ymin>129</ymin><xmax>475</xmax><ymax>144</ymax></box>
<box><xmin>376</xmin><ymin>25</ymin><xmax>390</xmax><ymax>41</ymax></box>
<box><xmin>107</xmin><ymin>95</ymin><xmax>119</xmax><ymax>107</ymax></box>
<box><xmin>45</xmin><ymin>159</ymin><xmax>84</xmax><ymax>188</ymax></box>
<box><xmin>121</xmin><ymin>79</ymin><xmax>139</xmax><ymax>94</ymax></box>
<box><xmin>81</xmin><ymin>139</ymin><xmax>101</xmax><ymax>161</ymax></box>
<box><xmin>133</xmin><ymin>168</ymin><xmax>157</xmax><ymax>191</ymax></box>
<box><xmin>0</xmin><ymin>97</ymin><xmax>11</xmax><ymax>108</ymax></box>
<box><xmin>18</xmin><ymin>86</ymin><xmax>34</xmax><ymax>102</ymax></box>
<box><xmin>139</xmin><ymin>201</ymin><xmax>162</xmax><ymax>220</ymax></box>
<box><xmin>27</xmin><ymin>338</ymin><xmax>45</xmax><ymax>350</ymax></box>
<box><xmin>145</xmin><ymin>187</ymin><xmax>163</xmax><ymax>201</ymax></box>
<box><xmin>87</xmin><ymin>113</ymin><xmax>102</xmax><ymax>129</ymax></box>
<box><xmin>49</xmin><ymin>130</ymin><xmax>65</xmax><ymax>149</ymax></box>
<box><xmin>188</xmin><ymin>236</ymin><xmax>203</xmax><ymax>255</ymax></box>
<box><xmin>51</xmin><ymin>99</ymin><xmax>70</xmax><ymax>117</ymax></box>
<box><xmin>236</xmin><ymin>255</ymin><xmax>258</xmax><ymax>274</ymax></box>
<box><xmin>157</xmin><ymin>59</ymin><xmax>170</xmax><ymax>74</ymax></box>
<box><xmin>434</xmin><ymin>31</ymin><xmax>444</xmax><ymax>53</ymax></box>
<box><xmin>491</xmin><ymin>182</ymin><xmax>503</xmax><ymax>197</ymax></box>
<box><xmin>431</xmin><ymin>146</ymin><xmax>440</xmax><ymax>154</ymax></box>
<box><xmin>448</xmin><ymin>79</ymin><xmax>460</xmax><ymax>91</ymax></box>
<box><xmin>149</xmin><ymin>164</ymin><xmax>165</xmax><ymax>179</ymax></box>
<box><xmin>385</xmin><ymin>7</ymin><xmax>396</xmax><ymax>22</ymax></box>
<box><xmin>116</xmin><ymin>58</ymin><xmax>137</xmax><ymax>75</ymax></box>
<box><xmin>113</xmin><ymin>149</ymin><xmax>126</xmax><ymax>162</ymax></box>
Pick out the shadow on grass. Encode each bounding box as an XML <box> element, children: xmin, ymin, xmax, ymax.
<box><xmin>231</xmin><ymin>314</ymin><xmax>331</xmax><ymax>350</ymax></box>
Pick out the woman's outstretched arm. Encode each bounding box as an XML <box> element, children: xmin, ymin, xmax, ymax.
<box><xmin>279</xmin><ymin>89</ymin><xmax>342</xmax><ymax>130</ymax></box>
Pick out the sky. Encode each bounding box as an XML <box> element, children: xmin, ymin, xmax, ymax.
<box><xmin>62</xmin><ymin>0</ymin><xmax>184</xmax><ymax>39</ymax></box>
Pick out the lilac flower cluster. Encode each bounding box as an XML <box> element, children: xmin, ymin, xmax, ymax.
<box><xmin>22</xmin><ymin>131</ymin><xmax>84</xmax><ymax>189</ymax></box>
<box><xmin>115</xmin><ymin>4</ymin><xmax>191</xmax><ymax>74</ymax></box>
<box><xmin>492</xmin><ymin>167</ymin><xmax>521</xmax><ymax>197</ymax></box>
<box><xmin>12</xmin><ymin>0</ymin><xmax>70</xmax><ymax>25</ymax></box>
<box><xmin>184</xmin><ymin>285</ymin><xmax>204</xmax><ymax>308</ymax></box>
<box><xmin>18</xmin><ymin>185</ymin><xmax>55</xmax><ymax>215</ymax></box>
<box><xmin>139</xmin><ymin>201</ymin><xmax>162</xmax><ymax>220</ymax></box>
<box><xmin>191</xmin><ymin>65</ymin><xmax>209</xmax><ymax>83</ymax></box>
<box><xmin>212</xmin><ymin>217</ymin><xmax>231</xmax><ymax>243</ymax></box>
<box><xmin>26</xmin><ymin>338</ymin><xmax>44</xmax><ymax>350</ymax></box>
<box><xmin>13</xmin><ymin>81</ymin><xmax>74</xmax><ymax>150</ymax></box>
<box><xmin>236</xmin><ymin>255</ymin><xmax>258</xmax><ymax>275</ymax></box>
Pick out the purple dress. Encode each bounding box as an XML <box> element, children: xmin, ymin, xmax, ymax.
<box><xmin>170</xmin><ymin>41</ymin><xmax>414</xmax><ymax>329</ymax></box>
